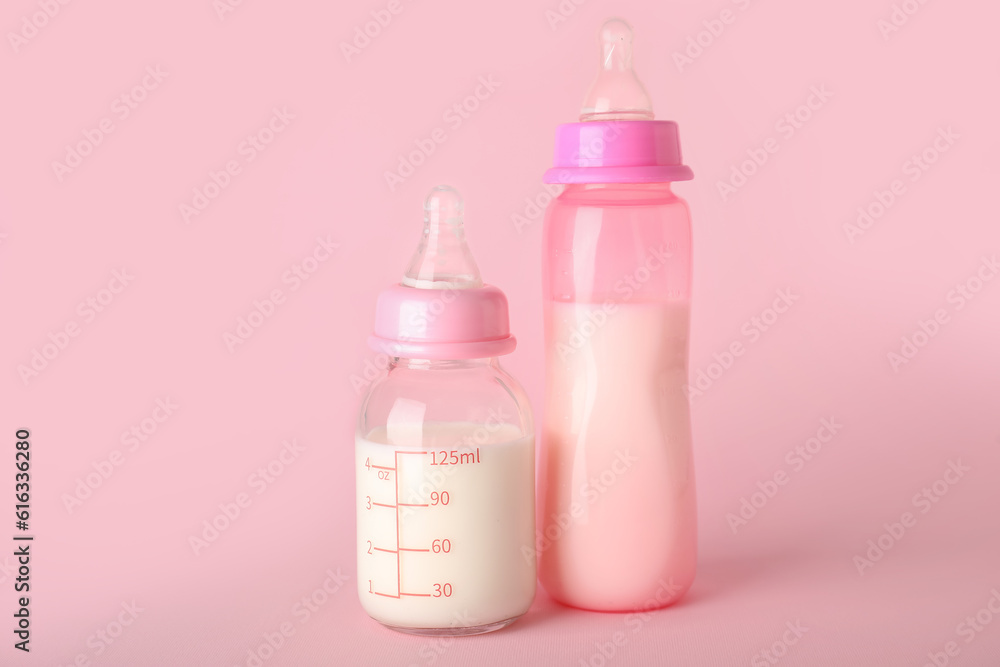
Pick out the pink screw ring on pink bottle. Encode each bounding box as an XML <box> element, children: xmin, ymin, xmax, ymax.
<box><xmin>544</xmin><ymin>120</ymin><xmax>693</xmax><ymax>184</ymax></box>
<box><xmin>369</xmin><ymin>185</ymin><xmax>517</xmax><ymax>361</ymax></box>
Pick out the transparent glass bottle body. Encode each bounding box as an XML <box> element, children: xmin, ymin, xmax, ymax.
<box><xmin>356</xmin><ymin>357</ymin><xmax>536</xmax><ymax>635</ymax></box>
<box><xmin>539</xmin><ymin>181</ymin><xmax>696</xmax><ymax>611</ymax></box>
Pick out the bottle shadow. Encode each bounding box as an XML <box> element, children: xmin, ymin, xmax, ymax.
<box><xmin>508</xmin><ymin>547</ymin><xmax>809</xmax><ymax>632</ymax></box>
<box><xmin>680</xmin><ymin>548</ymin><xmax>807</xmax><ymax>607</ymax></box>
<box><xmin>501</xmin><ymin>588</ymin><xmax>561</xmax><ymax>633</ymax></box>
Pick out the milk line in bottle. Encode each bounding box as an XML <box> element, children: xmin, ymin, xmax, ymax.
<box><xmin>355</xmin><ymin>185</ymin><xmax>535</xmax><ymax>635</ymax></box>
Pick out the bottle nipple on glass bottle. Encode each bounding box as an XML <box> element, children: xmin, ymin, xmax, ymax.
<box><xmin>402</xmin><ymin>185</ymin><xmax>484</xmax><ymax>290</ymax></box>
<box><xmin>579</xmin><ymin>18</ymin><xmax>655</xmax><ymax>122</ymax></box>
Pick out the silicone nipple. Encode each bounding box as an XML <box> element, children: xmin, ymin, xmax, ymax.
<box><xmin>579</xmin><ymin>18</ymin><xmax>654</xmax><ymax>122</ymax></box>
<box><xmin>402</xmin><ymin>185</ymin><xmax>484</xmax><ymax>290</ymax></box>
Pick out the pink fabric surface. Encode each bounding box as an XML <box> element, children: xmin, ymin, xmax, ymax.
<box><xmin>1</xmin><ymin>0</ymin><xmax>998</xmax><ymax>665</ymax></box>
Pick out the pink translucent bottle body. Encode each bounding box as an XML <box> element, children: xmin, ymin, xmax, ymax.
<box><xmin>537</xmin><ymin>19</ymin><xmax>697</xmax><ymax>611</ymax></box>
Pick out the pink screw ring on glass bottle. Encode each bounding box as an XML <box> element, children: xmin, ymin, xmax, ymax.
<box><xmin>538</xmin><ymin>18</ymin><xmax>697</xmax><ymax>612</ymax></box>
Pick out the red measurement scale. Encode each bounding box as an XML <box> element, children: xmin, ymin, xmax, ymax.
<box><xmin>361</xmin><ymin>449</ymin><xmax>465</xmax><ymax>600</ymax></box>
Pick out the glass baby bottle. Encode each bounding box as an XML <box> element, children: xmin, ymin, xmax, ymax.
<box><xmin>538</xmin><ymin>19</ymin><xmax>698</xmax><ymax>611</ymax></box>
<box><xmin>356</xmin><ymin>186</ymin><xmax>536</xmax><ymax>635</ymax></box>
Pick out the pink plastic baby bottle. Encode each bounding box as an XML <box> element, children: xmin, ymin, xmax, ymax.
<box><xmin>537</xmin><ymin>18</ymin><xmax>697</xmax><ymax>611</ymax></box>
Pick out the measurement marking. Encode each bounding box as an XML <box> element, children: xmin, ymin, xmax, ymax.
<box><xmin>373</xmin><ymin>547</ymin><xmax>397</xmax><ymax>553</ymax></box>
<box><xmin>395</xmin><ymin>451</ymin><xmax>401</xmax><ymax>598</ymax></box>
<box><xmin>372</xmin><ymin>502</ymin><xmax>396</xmax><ymax>508</ymax></box>
<box><xmin>399</xmin><ymin>547</ymin><xmax>430</xmax><ymax>552</ymax></box>
<box><xmin>398</xmin><ymin>502</ymin><xmax>429</xmax><ymax>507</ymax></box>
<box><xmin>373</xmin><ymin>591</ymin><xmax>400</xmax><ymax>599</ymax></box>
<box><xmin>396</xmin><ymin>451</ymin><xmax>428</xmax><ymax>455</ymax></box>
<box><xmin>371</xmin><ymin>464</ymin><xmax>395</xmax><ymax>471</ymax></box>
<box><xmin>400</xmin><ymin>592</ymin><xmax>432</xmax><ymax>597</ymax></box>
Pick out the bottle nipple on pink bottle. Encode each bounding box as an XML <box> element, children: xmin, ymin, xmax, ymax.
<box><xmin>538</xmin><ymin>18</ymin><xmax>697</xmax><ymax>612</ymax></box>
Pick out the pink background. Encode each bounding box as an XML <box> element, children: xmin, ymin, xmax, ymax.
<box><xmin>2</xmin><ymin>0</ymin><xmax>999</xmax><ymax>665</ymax></box>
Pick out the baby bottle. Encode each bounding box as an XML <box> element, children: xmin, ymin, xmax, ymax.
<box><xmin>356</xmin><ymin>186</ymin><xmax>535</xmax><ymax>635</ymax></box>
<box><xmin>538</xmin><ymin>19</ymin><xmax>697</xmax><ymax>611</ymax></box>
